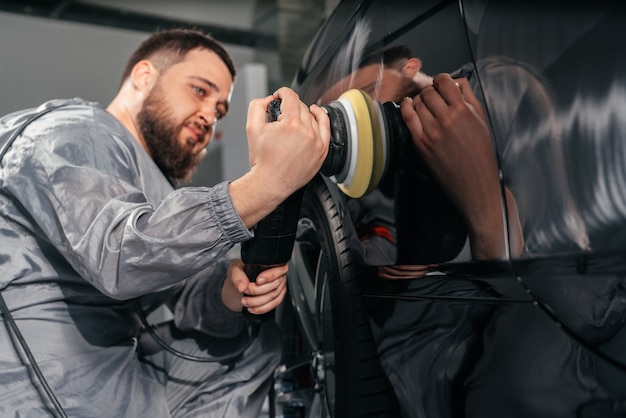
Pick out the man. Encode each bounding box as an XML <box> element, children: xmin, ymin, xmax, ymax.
<box><xmin>0</xmin><ymin>29</ymin><xmax>330</xmax><ymax>417</ymax></box>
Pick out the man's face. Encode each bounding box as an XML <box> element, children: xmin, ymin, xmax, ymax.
<box><xmin>137</xmin><ymin>48</ymin><xmax>233</xmax><ymax>182</ymax></box>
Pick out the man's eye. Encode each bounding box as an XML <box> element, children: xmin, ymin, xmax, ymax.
<box><xmin>216</xmin><ymin>108</ymin><xmax>227</xmax><ymax>121</ymax></box>
<box><xmin>193</xmin><ymin>86</ymin><xmax>206</xmax><ymax>96</ymax></box>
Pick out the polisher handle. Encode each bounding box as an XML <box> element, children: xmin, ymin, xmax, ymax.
<box><xmin>240</xmin><ymin>100</ymin><xmax>304</xmax><ymax>321</ymax></box>
<box><xmin>267</xmin><ymin>99</ymin><xmax>281</xmax><ymax>122</ymax></box>
<box><xmin>240</xmin><ymin>190</ymin><xmax>303</xmax><ymax>322</ymax></box>
<box><xmin>240</xmin><ymin>188</ymin><xmax>304</xmax><ymax>268</ymax></box>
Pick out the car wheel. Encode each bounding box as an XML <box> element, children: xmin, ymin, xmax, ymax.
<box><xmin>273</xmin><ymin>175</ymin><xmax>399</xmax><ymax>418</ymax></box>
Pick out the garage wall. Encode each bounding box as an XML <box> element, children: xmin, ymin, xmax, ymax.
<box><xmin>0</xmin><ymin>11</ymin><xmax>264</xmax><ymax>186</ymax></box>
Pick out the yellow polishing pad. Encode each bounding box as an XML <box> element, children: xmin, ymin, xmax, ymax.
<box><xmin>336</xmin><ymin>89</ymin><xmax>375</xmax><ymax>198</ymax></box>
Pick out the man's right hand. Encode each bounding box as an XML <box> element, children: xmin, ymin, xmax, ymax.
<box><xmin>230</xmin><ymin>87</ymin><xmax>330</xmax><ymax>229</ymax></box>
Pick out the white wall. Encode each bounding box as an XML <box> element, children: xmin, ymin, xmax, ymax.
<box><xmin>0</xmin><ymin>11</ymin><xmax>264</xmax><ymax>186</ymax></box>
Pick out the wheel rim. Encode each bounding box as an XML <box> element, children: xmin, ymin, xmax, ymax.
<box><xmin>273</xmin><ymin>178</ymin><xmax>398</xmax><ymax>418</ymax></box>
<box><xmin>282</xmin><ymin>215</ymin><xmax>336</xmax><ymax>417</ymax></box>
<box><xmin>272</xmin><ymin>207</ymin><xmax>337</xmax><ymax>418</ymax></box>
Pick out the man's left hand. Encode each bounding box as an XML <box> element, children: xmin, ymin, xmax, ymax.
<box><xmin>222</xmin><ymin>259</ymin><xmax>288</xmax><ymax>315</ymax></box>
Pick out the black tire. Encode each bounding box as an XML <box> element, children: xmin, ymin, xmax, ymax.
<box><xmin>273</xmin><ymin>176</ymin><xmax>399</xmax><ymax>418</ymax></box>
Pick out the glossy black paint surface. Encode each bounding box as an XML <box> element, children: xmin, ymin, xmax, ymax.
<box><xmin>290</xmin><ymin>0</ymin><xmax>626</xmax><ymax>416</ymax></box>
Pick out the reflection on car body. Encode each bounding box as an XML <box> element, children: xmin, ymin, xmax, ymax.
<box><xmin>272</xmin><ymin>1</ymin><xmax>626</xmax><ymax>417</ymax></box>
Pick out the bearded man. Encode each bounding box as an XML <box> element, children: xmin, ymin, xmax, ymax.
<box><xmin>0</xmin><ymin>29</ymin><xmax>330</xmax><ymax>417</ymax></box>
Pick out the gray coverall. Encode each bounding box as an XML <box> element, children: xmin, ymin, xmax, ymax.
<box><xmin>0</xmin><ymin>98</ymin><xmax>280</xmax><ymax>417</ymax></box>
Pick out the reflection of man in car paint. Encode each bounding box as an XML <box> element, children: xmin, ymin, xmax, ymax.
<box><xmin>319</xmin><ymin>45</ymin><xmax>523</xmax><ymax>272</ymax></box>
<box><xmin>319</xmin><ymin>42</ymin><xmax>617</xmax><ymax>418</ymax></box>
<box><xmin>401</xmin><ymin>73</ymin><xmax>524</xmax><ymax>260</ymax></box>
<box><xmin>316</xmin><ymin>45</ymin><xmax>531</xmax><ymax>418</ymax></box>
<box><xmin>318</xmin><ymin>45</ymin><xmax>433</xmax><ymax>105</ymax></box>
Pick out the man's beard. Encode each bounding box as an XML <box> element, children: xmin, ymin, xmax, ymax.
<box><xmin>137</xmin><ymin>83</ymin><xmax>204</xmax><ymax>182</ymax></box>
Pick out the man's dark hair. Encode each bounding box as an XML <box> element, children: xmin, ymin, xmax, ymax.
<box><xmin>360</xmin><ymin>45</ymin><xmax>413</xmax><ymax>70</ymax></box>
<box><xmin>120</xmin><ymin>28</ymin><xmax>237</xmax><ymax>86</ymax></box>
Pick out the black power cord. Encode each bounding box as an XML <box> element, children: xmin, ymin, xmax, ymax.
<box><xmin>135</xmin><ymin>299</ymin><xmax>258</xmax><ymax>363</ymax></box>
<box><xmin>0</xmin><ymin>293</ymin><xmax>68</xmax><ymax>418</ymax></box>
<box><xmin>1</xmin><ymin>104</ymin><xmax>70</xmax><ymax>418</ymax></box>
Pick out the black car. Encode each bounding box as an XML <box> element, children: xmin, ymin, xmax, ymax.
<box><xmin>269</xmin><ymin>1</ymin><xmax>626</xmax><ymax>417</ymax></box>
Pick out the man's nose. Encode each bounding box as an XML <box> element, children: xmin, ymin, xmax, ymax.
<box><xmin>199</xmin><ymin>115</ymin><xmax>217</xmax><ymax>130</ymax></box>
<box><xmin>199</xmin><ymin>103</ymin><xmax>218</xmax><ymax>128</ymax></box>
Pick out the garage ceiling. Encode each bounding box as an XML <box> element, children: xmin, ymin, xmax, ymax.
<box><xmin>0</xmin><ymin>0</ymin><xmax>340</xmax><ymax>88</ymax></box>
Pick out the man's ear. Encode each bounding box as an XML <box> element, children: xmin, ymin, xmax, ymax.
<box><xmin>130</xmin><ymin>60</ymin><xmax>158</xmax><ymax>92</ymax></box>
<box><xmin>401</xmin><ymin>57</ymin><xmax>422</xmax><ymax>78</ymax></box>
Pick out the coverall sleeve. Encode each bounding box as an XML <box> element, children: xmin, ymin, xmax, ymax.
<box><xmin>0</xmin><ymin>104</ymin><xmax>252</xmax><ymax>300</ymax></box>
<box><xmin>172</xmin><ymin>256</ymin><xmax>249</xmax><ymax>338</ymax></box>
